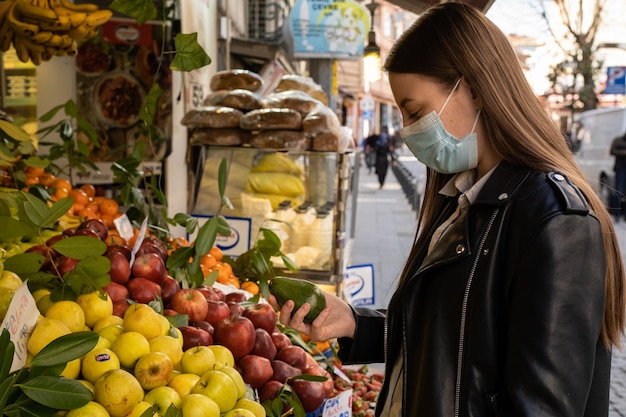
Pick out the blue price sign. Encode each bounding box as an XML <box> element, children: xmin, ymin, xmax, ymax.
<box><xmin>606</xmin><ymin>66</ymin><xmax>626</xmax><ymax>94</ymax></box>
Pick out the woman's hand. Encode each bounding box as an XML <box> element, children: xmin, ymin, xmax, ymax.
<box><xmin>268</xmin><ymin>292</ymin><xmax>355</xmax><ymax>342</ymax></box>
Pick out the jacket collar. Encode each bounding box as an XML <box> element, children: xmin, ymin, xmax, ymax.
<box><xmin>473</xmin><ymin>160</ymin><xmax>531</xmax><ymax>206</ymax></box>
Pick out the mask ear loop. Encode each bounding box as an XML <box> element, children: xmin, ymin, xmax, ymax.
<box><xmin>470</xmin><ymin>109</ymin><xmax>482</xmax><ymax>133</ymax></box>
<box><xmin>437</xmin><ymin>78</ymin><xmax>462</xmax><ymax>115</ymax></box>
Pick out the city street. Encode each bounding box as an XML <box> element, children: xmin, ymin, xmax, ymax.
<box><xmin>349</xmin><ymin>150</ymin><xmax>626</xmax><ymax>415</ymax></box>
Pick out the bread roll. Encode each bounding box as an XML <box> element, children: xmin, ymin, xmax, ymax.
<box><xmin>239</xmin><ymin>108</ymin><xmax>302</xmax><ymax>131</ymax></box>
<box><xmin>210</xmin><ymin>69</ymin><xmax>264</xmax><ymax>92</ymax></box>
<box><xmin>303</xmin><ymin>105</ymin><xmax>340</xmax><ymax>135</ymax></box>
<box><xmin>264</xmin><ymin>90</ymin><xmax>321</xmax><ymax>116</ymax></box>
<box><xmin>181</xmin><ymin>106</ymin><xmax>243</xmax><ymax>128</ymax></box>
<box><xmin>249</xmin><ymin>130</ymin><xmax>309</xmax><ymax>150</ymax></box>
<box><xmin>189</xmin><ymin>128</ymin><xmax>251</xmax><ymax>146</ymax></box>
<box><xmin>204</xmin><ymin>89</ymin><xmax>264</xmax><ymax>111</ymax></box>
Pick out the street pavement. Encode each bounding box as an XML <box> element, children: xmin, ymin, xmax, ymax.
<box><xmin>348</xmin><ymin>148</ymin><xmax>626</xmax><ymax>415</ymax></box>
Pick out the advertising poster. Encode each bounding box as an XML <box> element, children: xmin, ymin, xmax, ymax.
<box><xmin>289</xmin><ymin>0</ymin><xmax>370</xmax><ymax>58</ymax></box>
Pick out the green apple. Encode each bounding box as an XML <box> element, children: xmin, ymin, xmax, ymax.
<box><xmin>0</xmin><ymin>287</ymin><xmax>15</xmax><ymax>322</ymax></box>
<box><xmin>168</xmin><ymin>372</ymin><xmax>200</xmax><ymax>397</ymax></box>
<box><xmin>111</xmin><ymin>331</ymin><xmax>151</xmax><ymax>369</ymax></box>
<box><xmin>208</xmin><ymin>344</ymin><xmax>235</xmax><ymax>369</ymax></box>
<box><xmin>0</xmin><ymin>270</ymin><xmax>22</xmax><ymax>291</ymax></box>
<box><xmin>66</xmin><ymin>400</ymin><xmax>110</xmax><ymax>417</ymax></box>
<box><xmin>134</xmin><ymin>351</ymin><xmax>174</xmax><ymax>390</ymax></box>
<box><xmin>180</xmin><ymin>345</ymin><xmax>215</xmax><ymax>375</ymax></box>
<box><xmin>192</xmin><ymin>370</ymin><xmax>238</xmax><ymax>413</ymax></box>
<box><xmin>144</xmin><ymin>385</ymin><xmax>182</xmax><ymax>415</ymax></box>
<box><xmin>235</xmin><ymin>398</ymin><xmax>266</xmax><ymax>417</ymax></box>
<box><xmin>94</xmin><ymin>369</ymin><xmax>144</xmax><ymax>417</ymax></box>
<box><xmin>218</xmin><ymin>366</ymin><xmax>247</xmax><ymax>399</ymax></box>
<box><xmin>181</xmin><ymin>393</ymin><xmax>221</xmax><ymax>417</ymax></box>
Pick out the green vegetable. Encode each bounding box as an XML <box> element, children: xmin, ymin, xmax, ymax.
<box><xmin>269</xmin><ymin>277</ymin><xmax>326</xmax><ymax>324</ymax></box>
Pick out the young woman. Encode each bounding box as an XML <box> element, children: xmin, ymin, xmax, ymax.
<box><xmin>272</xmin><ymin>3</ymin><xmax>625</xmax><ymax>416</ymax></box>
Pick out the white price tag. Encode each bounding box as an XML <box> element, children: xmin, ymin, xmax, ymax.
<box><xmin>1</xmin><ymin>281</ymin><xmax>40</xmax><ymax>372</ymax></box>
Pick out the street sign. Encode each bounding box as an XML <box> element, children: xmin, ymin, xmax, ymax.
<box><xmin>605</xmin><ymin>66</ymin><xmax>626</xmax><ymax>94</ymax></box>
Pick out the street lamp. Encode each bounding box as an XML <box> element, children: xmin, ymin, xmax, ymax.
<box><xmin>363</xmin><ymin>1</ymin><xmax>381</xmax><ymax>83</ymax></box>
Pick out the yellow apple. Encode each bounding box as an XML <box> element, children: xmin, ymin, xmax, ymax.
<box><xmin>81</xmin><ymin>348</ymin><xmax>121</xmax><ymax>384</ymax></box>
<box><xmin>92</xmin><ymin>335</ymin><xmax>112</xmax><ymax>351</ymax></box>
<box><xmin>27</xmin><ymin>317</ymin><xmax>72</xmax><ymax>356</ymax></box>
<box><xmin>172</xmin><ymin>327</ymin><xmax>184</xmax><ymax>349</ymax></box>
<box><xmin>223</xmin><ymin>409</ymin><xmax>256</xmax><ymax>417</ymax></box>
<box><xmin>94</xmin><ymin>369</ymin><xmax>144</xmax><ymax>417</ymax></box>
<box><xmin>218</xmin><ymin>366</ymin><xmax>246</xmax><ymax>399</ymax></box>
<box><xmin>97</xmin><ymin>324</ymin><xmax>125</xmax><ymax>345</ymax></box>
<box><xmin>235</xmin><ymin>398</ymin><xmax>266</xmax><ymax>417</ymax></box>
<box><xmin>125</xmin><ymin>400</ymin><xmax>158</xmax><ymax>417</ymax></box>
<box><xmin>180</xmin><ymin>393</ymin><xmax>221</xmax><ymax>417</ymax></box>
<box><xmin>77</xmin><ymin>379</ymin><xmax>94</xmax><ymax>394</ymax></box>
<box><xmin>92</xmin><ymin>315</ymin><xmax>124</xmax><ymax>333</ymax></box>
<box><xmin>76</xmin><ymin>291</ymin><xmax>113</xmax><ymax>328</ymax></box>
<box><xmin>143</xmin><ymin>386</ymin><xmax>182</xmax><ymax>415</ymax></box>
<box><xmin>158</xmin><ymin>314</ymin><xmax>171</xmax><ymax>336</ymax></box>
<box><xmin>31</xmin><ymin>288</ymin><xmax>51</xmax><ymax>304</ymax></box>
<box><xmin>61</xmin><ymin>358</ymin><xmax>81</xmax><ymax>379</ymax></box>
<box><xmin>44</xmin><ymin>300</ymin><xmax>86</xmax><ymax>333</ymax></box>
<box><xmin>134</xmin><ymin>351</ymin><xmax>174</xmax><ymax>390</ymax></box>
<box><xmin>0</xmin><ymin>270</ymin><xmax>22</xmax><ymax>291</ymax></box>
<box><xmin>35</xmin><ymin>292</ymin><xmax>55</xmax><ymax>315</ymax></box>
<box><xmin>168</xmin><ymin>372</ymin><xmax>200</xmax><ymax>397</ymax></box>
<box><xmin>123</xmin><ymin>304</ymin><xmax>162</xmax><ymax>341</ymax></box>
<box><xmin>192</xmin><ymin>370</ymin><xmax>238</xmax><ymax>413</ymax></box>
<box><xmin>110</xmin><ymin>331</ymin><xmax>150</xmax><ymax>369</ymax></box>
<box><xmin>65</xmin><ymin>400</ymin><xmax>110</xmax><ymax>417</ymax></box>
<box><xmin>180</xmin><ymin>346</ymin><xmax>215</xmax><ymax>376</ymax></box>
<box><xmin>149</xmin><ymin>335</ymin><xmax>183</xmax><ymax>370</ymax></box>
<box><xmin>208</xmin><ymin>344</ymin><xmax>235</xmax><ymax>369</ymax></box>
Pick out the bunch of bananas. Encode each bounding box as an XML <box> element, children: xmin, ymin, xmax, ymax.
<box><xmin>0</xmin><ymin>0</ymin><xmax>113</xmax><ymax>65</ymax></box>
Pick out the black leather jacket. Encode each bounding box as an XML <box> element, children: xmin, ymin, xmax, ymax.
<box><xmin>338</xmin><ymin>161</ymin><xmax>611</xmax><ymax>417</ymax></box>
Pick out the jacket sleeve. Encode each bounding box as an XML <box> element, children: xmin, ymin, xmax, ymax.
<box><xmin>505</xmin><ymin>212</ymin><xmax>608</xmax><ymax>416</ymax></box>
<box><xmin>337</xmin><ymin>306</ymin><xmax>386</xmax><ymax>364</ymax></box>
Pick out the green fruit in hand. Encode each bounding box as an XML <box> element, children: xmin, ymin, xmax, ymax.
<box><xmin>269</xmin><ymin>277</ymin><xmax>326</xmax><ymax>324</ymax></box>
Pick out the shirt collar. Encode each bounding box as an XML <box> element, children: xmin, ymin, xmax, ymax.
<box><xmin>439</xmin><ymin>167</ymin><xmax>497</xmax><ymax>208</ymax></box>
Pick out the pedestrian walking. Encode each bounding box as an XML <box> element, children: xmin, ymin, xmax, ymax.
<box><xmin>374</xmin><ymin>126</ymin><xmax>394</xmax><ymax>188</ymax></box>
<box><xmin>271</xmin><ymin>3</ymin><xmax>625</xmax><ymax>417</ymax></box>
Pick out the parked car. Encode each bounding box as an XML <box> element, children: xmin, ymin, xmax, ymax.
<box><xmin>571</xmin><ymin>107</ymin><xmax>626</xmax><ymax>206</ymax></box>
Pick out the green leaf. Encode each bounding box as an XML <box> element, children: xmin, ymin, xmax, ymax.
<box><xmin>166</xmin><ymin>246</ymin><xmax>195</xmax><ymax>270</ymax></box>
<box><xmin>0</xmin><ymin>120</ymin><xmax>33</xmax><ymax>143</ymax></box>
<box><xmin>0</xmin><ymin>329</ymin><xmax>13</xmax><ymax>379</ymax></box>
<box><xmin>69</xmin><ymin>256</ymin><xmax>111</xmax><ymax>284</ymax></box>
<box><xmin>0</xmin><ymin>373</ymin><xmax>19</xmax><ymax>412</ymax></box>
<box><xmin>215</xmin><ymin>215</ymin><xmax>231</xmax><ymax>237</ymax></box>
<box><xmin>195</xmin><ymin>217</ymin><xmax>218</xmax><ymax>256</ymax></box>
<box><xmin>4</xmin><ymin>253</ymin><xmax>47</xmax><ymax>276</ymax></box>
<box><xmin>63</xmin><ymin>99</ymin><xmax>78</xmax><ymax>118</ymax></box>
<box><xmin>163</xmin><ymin>403</ymin><xmax>183</xmax><ymax>417</ymax></box>
<box><xmin>141</xmin><ymin>84</ymin><xmax>163</xmax><ymax>127</ymax></box>
<box><xmin>30</xmin><ymin>332</ymin><xmax>99</xmax><ymax>367</ymax></box>
<box><xmin>52</xmin><ymin>236</ymin><xmax>107</xmax><ymax>259</ymax></box>
<box><xmin>0</xmin><ymin>216</ymin><xmax>35</xmax><ymax>239</ymax></box>
<box><xmin>20</xmin><ymin>193</ymin><xmax>49</xmax><ymax>227</ymax></box>
<box><xmin>110</xmin><ymin>0</ymin><xmax>157</xmax><ymax>25</ymax></box>
<box><xmin>202</xmin><ymin>269</ymin><xmax>219</xmax><ymax>287</ymax></box>
<box><xmin>38</xmin><ymin>104</ymin><xmax>64</xmax><ymax>123</ymax></box>
<box><xmin>218</xmin><ymin>158</ymin><xmax>228</xmax><ymax>198</ymax></box>
<box><xmin>18</xmin><ymin>376</ymin><xmax>92</xmax><ymax>410</ymax></box>
<box><xmin>41</xmin><ymin>197</ymin><xmax>73</xmax><ymax>228</ymax></box>
<box><xmin>170</xmin><ymin>33</ymin><xmax>211</xmax><ymax>72</ymax></box>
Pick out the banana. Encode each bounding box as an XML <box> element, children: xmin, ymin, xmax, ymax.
<box><xmin>15</xmin><ymin>0</ymin><xmax>58</xmax><ymax>23</ymax></box>
<box><xmin>44</xmin><ymin>33</ymin><xmax>62</xmax><ymax>47</ymax></box>
<box><xmin>31</xmin><ymin>29</ymin><xmax>53</xmax><ymax>44</ymax></box>
<box><xmin>59</xmin><ymin>32</ymin><xmax>72</xmax><ymax>48</ymax></box>
<box><xmin>0</xmin><ymin>2</ymin><xmax>14</xmax><ymax>52</ymax></box>
<box><xmin>13</xmin><ymin>35</ymin><xmax>31</xmax><ymax>63</ymax></box>
<box><xmin>59</xmin><ymin>0</ymin><xmax>98</xmax><ymax>13</ymax></box>
<box><xmin>37</xmin><ymin>14</ymin><xmax>70</xmax><ymax>31</ymax></box>
<box><xmin>7</xmin><ymin>1</ymin><xmax>39</xmax><ymax>37</ymax></box>
<box><xmin>52</xmin><ymin>8</ymin><xmax>86</xmax><ymax>28</ymax></box>
<box><xmin>66</xmin><ymin>22</ymin><xmax>89</xmax><ymax>39</ymax></box>
<box><xmin>84</xmin><ymin>9</ymin><xmax>111</xmax><ymax>27</ymax></box>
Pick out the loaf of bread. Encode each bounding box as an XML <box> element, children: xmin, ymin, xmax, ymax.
<box><xmin>303</xmin><ymin>105</ymin><xmax>341</xmax><ymax>135</ymax></box>
<box><xmin>275</xmin><ymin>74</ymin><xmax>328</xmax><ymax>105</ymax></box>
<box><xmin>204</xmin><ymin>89</ymin><xmax>264</xmax><ymax>111</ymax></box>
<box><xmin>249</xmin><ymin>130</ymin><xmax>309</xmax><ymax>150</ymax></box>
<box><xmin>264</xmin><ymin>90</ymin><xmax>321</xmax><ymax>116</ymax></box>
<box><xmin>210</xmin><ymin>69</ymin><xmax>264</xmax><ymax>92</ymax></box>
<box><xmin>189</xmin><ymin>128</ymin><xmax>251</xmax><ymax>146</ymax></box>
<box><xmin>181</xmin><ymin>106</ymin><xmax>244</xmax><ymax>128</ymax></box>
<box><xmin>239</xmin><ymin>108</ymin><xmax>302</xmax><ymax>131</ymax></box>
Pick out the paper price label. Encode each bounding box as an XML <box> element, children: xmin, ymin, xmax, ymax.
<box><xmin>1</xmin><ymin>281</ymin><xmax>40</xmax><ymax>372</ymax></box>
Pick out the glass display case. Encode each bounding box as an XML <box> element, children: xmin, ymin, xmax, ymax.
<box><xmin>188</xmin><ymin>145</ymin><xmax>357</xmax><ymax>292</ymax></box>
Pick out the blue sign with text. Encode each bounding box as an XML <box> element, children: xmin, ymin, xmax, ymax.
<box><xmin>606</xmin><ymin>66</ymin><xmax>626</xmax><ymax>94</ymax></box>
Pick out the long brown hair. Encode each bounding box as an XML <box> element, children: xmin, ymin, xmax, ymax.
<box><xmin>384</xmin><ymin>2</ymin><xmax>625</xmax><ymax>349</ymax></box>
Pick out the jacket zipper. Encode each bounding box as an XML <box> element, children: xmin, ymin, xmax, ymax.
<box><xmin>454</xmin><ymin>209</ymin><xmax>499</xmax><ymax>417</ymax></box>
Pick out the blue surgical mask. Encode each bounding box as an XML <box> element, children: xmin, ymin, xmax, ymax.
<box><xmin>400</xmin><ymin>78</ymin><xmax>481</xmax><ymax>174</ymax></box>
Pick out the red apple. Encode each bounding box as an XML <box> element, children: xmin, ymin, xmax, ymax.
<box><xmin>276</xmin><ymin>345</ymin><xmax>308</xmax><ymax>371</ymax></box>
<box><xmin>178</xmin><ymin>325</ymin><xmax>212</xmax><ymax>351</ymax></box>
<box><xmin>113</xmin><ymin>299</ymin><xmax>130</xmax><ymax>317</ymax></box>
<box><xmin>105</xmin><ymin>244</ymin><xmax>132</xmax><ymax>261</ymax></box>
<box><xmin>289</xmin><ymin>379</ymin><xmax>326</xmax><ymax>412</ymax></box>
<box><xmin>196</xmin><ymin>285</ymin><xmax>226</xmax><ymax>302</ymax></box>
<box><xmin>228</xmin><ymin>301</ymin><xmax>245</xmax><ymax>317</ymax></box>
<box><xmin>170</xmin><ymin>289</ymin><xmax>209</xmax><ymax>324</ymax></box>
<box><xmin>73</xmin><ymin>228</ymin><xmax>100</xmax><ymax>239</ymax></box>
<box><xmin>243</xmin><ymin>303</ymin><xmax>278</xmax><ymax>334</ymax></box>
<box><xmin>302</xmin><ymin>365</ymin><xmax>333</xmax><ymax>397</ymax></box>
<box><xmin>270</xmin><ymin>359</ymin><xmax>301</xmax><ymax>383</ymax></box>
<box><xmin>102</xmin><ymin>281</ymin><xmax>128</xmax><ymax>303</ymax></box>
<box><xmin>77</xmin><ymin>218</ymin><xmax>108</xmax><ymax>241</ymax></box>
<box><xmin>213</xmin><ymin>316</ymin><xmax>256</xmax><ymax>359</ymax></box>
<box><xmin>237</xmin><ymin>354</ymin><xmax>274</xmax><ymax>389</ymax></box>
<box><xmin>131</xmin><ymin>252</ymin><xmax>166</xmax><ymax>285</ymax></box>
<box><xmin>204</xmin><ymin>300</ymin><xmax>231</xmax><ymax>327</ymax></box>
<box><xmin>62</xmin><ymin>227</ymin><xmax>77</xmax><ymax>237</ymax></box>
<box><xmin>225</xmin><ymin>292</ymin><xmax>247</xmax><ymax>303</ymax></box>
<box><xmin>161</xmin><ymin>276</ymin><xmax>180</xmax><ymax>305</ymax></box>
<box><xmin>195</xmin><ymin>321</ymin><xmax>214</xmax><ymax>335</ymax></box>
<box><xmin>271</xmin><ymin>331</ymin><xmax>292</xmax><ymax>351</ymax></box>
<box><xmin>136</xmin><ymin>242</ymin><xmax>167</xmax><ymax>261</ymax></box>
<box><xmin>259</xmin><ymin>380</ymin><xmax>283</xmax><ymax>402</ymax></box>
<box><xmin>251</xmin><ymin>328</ymin><xmax>277</xmax><ymax>360</ymax></box>
<box><xmin>140</xmin><ymin>236</ymin><xmax>168</xmax><ymax>261</ymax></box>
<box><xmin>44</xmin><ymin>234</ymin><xmax>67</xmax><ymax>255</ymax></box>
<box><xmin>127</xmin><ymin>277</ymin><xmax>162</xmax><ymax>304</ymax></box>
<box><xmin>54</xmin><ymin>256</ymin><xmax>79</xmax><ymax>277</ymax></box>
<box><xmin>108</xmin><ymin>251</ymin><xmax>131</xmax><ymax>285</ymax></box>
<box><xmin>163</xmin><ymin>308</ymin><xmax>178</xmax><ymax>316</ymax></box>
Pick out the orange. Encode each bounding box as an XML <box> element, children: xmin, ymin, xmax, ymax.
<box><xmin>24</xmin><ymin>177</ymin><xmax>39</xmax><ymax>186</ymax></box>
<box><xmin>200</xmin><ymin>264</ymin><xmax>212</xmax><ymax>278</ymax></box>
<box><xmin>200</xmin><ymin>254</ymin><xmax>217</xmax><ymax>271</ymax></box>
<box><xmin>51</xmin><ymin>178</ymin><xmax>72</xmax><ymax>193</ymax></box>
<box><xmin>79</xmin><ymin>183</ymin><xmax>96</xmax><ymax>198</ymax></box>
<box><xmin>105</xmin><ymin>233</ymin><xmax>127</xmax><ymax>246</ymax></box>
<box><xmin>228</xmin><ymin>276</ymin><xmax>240</xmax><ymax>289</ymax></box>
<box><xmin>39</xmin><ymin>173</ymin><xmax>56</xmax><ymax>186</ymax></box>
<box><xmin>209</xmin><ymin>246</ymin><xmax>223</xmax><ymax>262</ymax></box>
<box><xmin>70</xmin><ymin>189</ymin><xmax>90</xmax><ymax>206</ymax></box>
<box><xmin>52</xmin><ymin>188</ymin><xmax>70</xmax><ymax>201</ymax></box>
<box><xmin>100</xmin><ymin>213</ymin><xmax>115</xmax><ymax>229</ymax></box>
<box><xmin>25</xmin><ymin>166</ymin><xmax>45</xmax><ymax>178</ymax></box>
<box><xmin>240</xmin><ymin>281</ymin><xmax>259</xmax><ymax>295</ymax></box>
<box><xmin>99</xmin><ymin>198</ymin><xmax>119</xmax><ymax>216</ymax></box>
